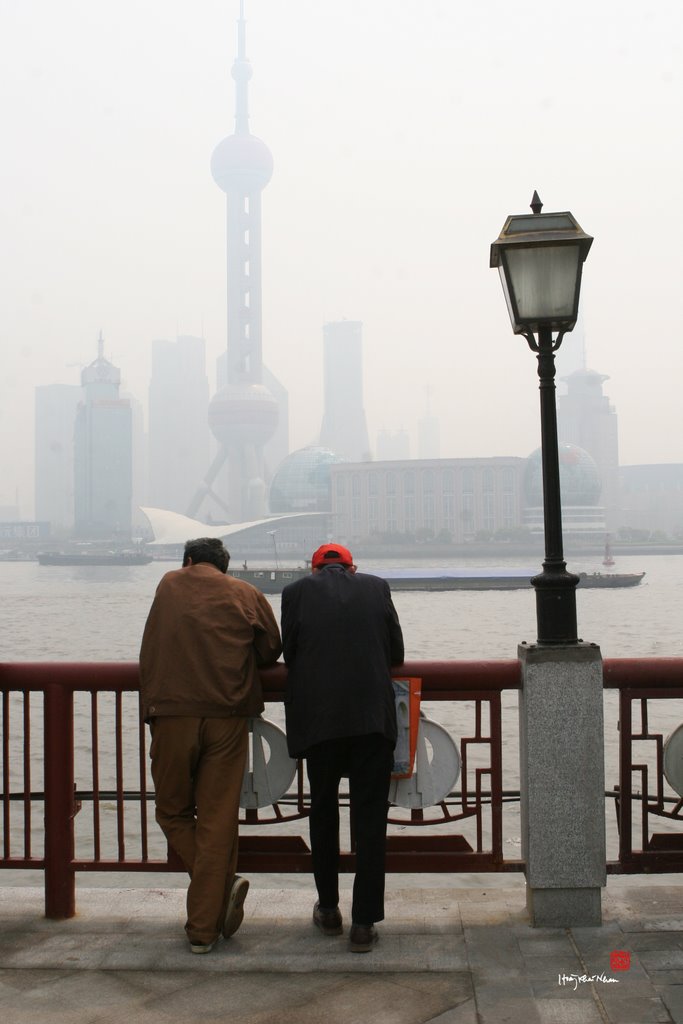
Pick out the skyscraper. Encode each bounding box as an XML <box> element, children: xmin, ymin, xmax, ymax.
<box><xmin>125</xmin><ymin>390</ymin><xmax>146</xmax><ymax>535</ymax></box>
<box><xmin>558</xmin><ymin>369</ymin><xmax>619</xmax><ymax>531</ymax></box>
<box><xmin>148</xmin><ymin>336</ymin><xmax>210</xmax><ymax>514</ymax></box>
<box><xmin>189</xmin><ymin>2</ymin><xmax>279</xmax><ymax>522</ymax></box>
<box><xmin>35</xmin><ymin>383</ymin><xmax>82</xmax><ymax>530</ymax></box>
<box><xmin>74</xmin><ymin>333</ymin><xmax>132</xmax><ymax>537</ymax></box>
<box><xmin>319</xmin><ymin>320</ymin><xmax>370</xmax><ymax>462</ymax></box>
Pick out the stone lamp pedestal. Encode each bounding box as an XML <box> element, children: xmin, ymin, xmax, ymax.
<box><xmin>519</xmin><ymin>641</ymin><xmax>605</xmax><ymax>927</ymax></box>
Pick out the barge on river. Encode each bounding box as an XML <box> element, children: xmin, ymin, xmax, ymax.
<box><xmin>226</xmin><ymin>566</ymin><xmax>646</xmax><ymax>594</ymax></box>
<box><xmin>37</xmin><ymin>551</ymin><xmax>153</xmax><ymax>566</ymax></box>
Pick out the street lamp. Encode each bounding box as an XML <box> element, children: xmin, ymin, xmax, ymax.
<box><xmin>490</xmin><ymin>192</ymin><xmax>593</xmax><ymax>644</ymax></box>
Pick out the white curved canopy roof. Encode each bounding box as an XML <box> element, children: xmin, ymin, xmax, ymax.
<box><xmin>140</xmin><ymin>507</ymin><xmax>325</xmax><ymax>546</ymax></box>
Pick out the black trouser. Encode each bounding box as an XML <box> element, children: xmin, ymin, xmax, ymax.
<box><xmin>305</xmin><ymin>733</ymin><xmax>394</xmax><ymax>925</ymax></box>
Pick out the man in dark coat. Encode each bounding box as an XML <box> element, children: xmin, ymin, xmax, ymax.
<box><xmin>281</xmin><ymin>543</ymin><xmax>404</xmax><ymax>953</ymax></box>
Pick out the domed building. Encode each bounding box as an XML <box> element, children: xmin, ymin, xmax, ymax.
<box><xmin>524</xmin><ymin>443</ymin><xmax>602</xmax><ymax>507</ymax></box>
<box><xmin>523</xmin><ymin>443</ymin><xmax>606</xmax><ymax>540</ymax></box>
<box><xmin>269</xmin><ymin>446</ymin><xmax>344</xmax><ymax>513</ymax></box>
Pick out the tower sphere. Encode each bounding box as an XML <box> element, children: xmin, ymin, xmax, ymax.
<box><xmin>211</xmin><ymin>134</ymin><xmax>274</xmax><ymax>193</ymax></box>
<box><xmin>208</xmin><ymin>383</ymin><xmax>278</xmax><ymax>447</ymax></box>
<box><xmin>524</xmin><ymin>443</ymin><xmax>602</xmax><ymax>507</ymax></box>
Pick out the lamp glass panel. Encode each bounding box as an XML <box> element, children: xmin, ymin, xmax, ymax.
<box><xmin>505</xmin><ymin>245</ymin><xmax>581</xmax><ymax>322</ymax></box>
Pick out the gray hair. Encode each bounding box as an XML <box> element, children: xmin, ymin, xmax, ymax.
<box><xmin>182</xmin><ymin>537</ymin><xmax>230</xmax><ymax>573</ymax></box>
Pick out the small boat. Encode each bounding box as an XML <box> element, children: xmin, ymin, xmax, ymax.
<box><xmin>226</xmin><ymin>566</ymin><xmax>645</xmax><ymax>594</ymax></box>
<box><xmin>37</xmin><ymin>551</ymin><xmax>153</xmax><ymax>566</ymax></box>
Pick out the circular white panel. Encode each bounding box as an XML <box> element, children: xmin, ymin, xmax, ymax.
<box><xmin>664</xmin><ymin>723</ymin><xmax>683</xmax><ymax>797</ymax></box>
<box><xmin>389</xmin><ymin>717</ymin><xmax>461</xmax><ymax>809</ymax></box>
<box><xmin>240</xmin><ymin>718</ymin><xmax>297</xmax><ymax>809</ymax></box>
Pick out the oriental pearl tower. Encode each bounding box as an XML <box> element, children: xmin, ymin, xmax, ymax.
<box><xmin>187</xmin><ymin>1</ymin><xmax>278</xmax><ymax>522</ymax></box>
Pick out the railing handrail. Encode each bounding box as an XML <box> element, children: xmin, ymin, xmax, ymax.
<box><xmin>5</xmin><ymin>656</ymin><xmax>683</xmax><ymax>695</ymax></box>
<box><xmin>0</xmin><ymin>659</ymin><xmax>522</xmax><ymax>696</ymax></box>
<box><xmin>603</xmin><ymin>657</ymin><xmax>683</xmax><ymax>689</ymax></box>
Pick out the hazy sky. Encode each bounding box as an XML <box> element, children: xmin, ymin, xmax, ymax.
<box><xmin>2</xmin><ymin>0</ymin><xmax>682</xmax><ymax>516</ymax></box>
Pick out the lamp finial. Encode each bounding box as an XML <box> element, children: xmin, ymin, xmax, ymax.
<box><xmin>530</xmin><ymin>191</ymin><xmax>543</xmax><ymax>215</ymax></box>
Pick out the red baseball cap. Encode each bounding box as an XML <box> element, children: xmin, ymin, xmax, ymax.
<box><xmin>311</xmin><ymin>543</ymin><xmax>354</xmax><ymax>569</ymax></box>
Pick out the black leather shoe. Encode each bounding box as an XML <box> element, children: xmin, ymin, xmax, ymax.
<box><xmin>349</xmin><ymin>923</ymin><xmax>378</xmax><ymax>952</ymax></box>
<box><xmin>313</xmin><ymin>901</ymin><xmax>343</xmax><ymax>936</ymax></box>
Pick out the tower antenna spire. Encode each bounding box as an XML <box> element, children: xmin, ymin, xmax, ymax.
<box><xmin>238</xmin><ymin>0</ymin><xmax>246</xmax><ymax>59</ymax></box>
<box><xmin>233</xmin><ymin>0</ymin><xmax>251</xmax><ymax>134</ymax></box>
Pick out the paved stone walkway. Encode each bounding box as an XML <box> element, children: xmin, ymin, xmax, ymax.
<box><xmin>2</xmin><ymin>876</ymin><xmax>683</xmax><ymax>1022</ymax></box>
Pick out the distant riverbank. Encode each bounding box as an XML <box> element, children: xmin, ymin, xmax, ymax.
<box><xmin>3</xmin><ymin>539</ymin><xmax>681</xmax><ymax>564</ymax></box>
<box><xmin>349</xmin><ymin>541</ymin><xmax>683</xmax><ymax>560</ymax></box>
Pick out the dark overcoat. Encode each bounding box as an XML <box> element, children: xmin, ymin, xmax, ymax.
<box><xmin>281</xmin><ymin>564</ymin><xmax>405</xmax><ymax>758</ymax></box>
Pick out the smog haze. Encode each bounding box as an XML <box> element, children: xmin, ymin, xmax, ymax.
<box><xmin>1</xmin><ymin>0</ymin><xmax>681</xmax><ymax>514</ymax></box>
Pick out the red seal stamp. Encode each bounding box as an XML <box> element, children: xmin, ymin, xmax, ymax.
<box><xmin>610</xmin><ymin>950</ymin><xmax>631</xmax><ymax>971</ymax></box>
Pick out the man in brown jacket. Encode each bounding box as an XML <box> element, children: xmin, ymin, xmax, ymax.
<box><xmin>140</xmin><ymin>537</ymin><xmax>282</xmax><ymax>954</ymax></box>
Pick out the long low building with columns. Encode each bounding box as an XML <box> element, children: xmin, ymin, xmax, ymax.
<box><xmin>329</xmin><ymin>457</ymin><xmax>528</xmax><ymax>545</ymax></box>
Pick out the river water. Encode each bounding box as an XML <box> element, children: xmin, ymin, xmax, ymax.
<box><xmin>2</xmin><ymin>552</ymin><xmax>683</xmax><ymax>871</ymax></box>
<box><xmin>2</xmin><ymin>551</ymin><xmax>681</xmax><ymax>663</ymax></box>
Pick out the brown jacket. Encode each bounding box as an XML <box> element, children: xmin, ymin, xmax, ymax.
<box><xmin>139</xmin><ymin>562</ymin><xmax>282</xmax><ymax>721</ymax></box>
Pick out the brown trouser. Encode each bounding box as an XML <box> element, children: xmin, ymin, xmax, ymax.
<box><xmin>149</xmin><ymin>716</ymin><xmax>248</xmax><ymax>945</ymax></box>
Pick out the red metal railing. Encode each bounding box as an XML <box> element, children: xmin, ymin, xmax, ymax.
<box><xmin>0</xmin><ymin>659</ymin><xmax>520</xmax><ymax>918</ymax></box>
<box><xmin>6</xmin><ymin>657</ymin><xmax>683</xmax><ymax>919</ymax></box>
<box><xmin>603</xmin><ymin>658</ymin><xmax>683</xmax><ymax>873</ymax></box>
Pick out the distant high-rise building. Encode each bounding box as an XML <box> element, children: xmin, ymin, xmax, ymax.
<box><xmin>124</xmin><ymin>390</ymin><xmax>147</xmax><ymax>534</ymax></box>
<box><xmin>376</xmin><ymin>428</ymin><xmax>410</xmax><ymax>461</ymax></box>
<box><xmin>35</xmin><ymin>383</ymin><xmax>82</xmax><ymax>530</ymax></box>
<box><xmin>319</xmin><ymin>320</ymin><xmax>370</xmax><ymax>462</ymax></box>
<box><xmin>417</xmin><ymin>387</ymin><xmax>440</xmax><ymax>459</ymax></box>
<box><xmin>262</xmin><ymin>365</ymin><xmax>289</xmax><ymax>492</ymax></box>
<box><xmin>619</xmin><ymin>464</ymin><xmax>683</xmax><ymax>537</ymax></box>
<box><xmin>554</xmin><ymin>314</ymin><xmax>587</xmax><ymax>396</ymax></box>
<box><xmin>190</xmin><ymin>2</ymin><xmax>280</xmax><ymax>522</ymax></box>
<box><xmin>74</xmin><ymin>333</ymin><xmax>132</xmax><ymax>537</ymax></box>
<box><xmin>558</xmin><ymin>368</ymin><xmax>619</xmax><ymax>531</ymax></box>
<box><xmin>148</xmin><ymin>336</ymin><xmax>210</xmax><ymax>514</ymax></box>
<box><xmin>418</xmin><ymin>414</ymin><xmax>440</xmax><ymax>460</ymax></box>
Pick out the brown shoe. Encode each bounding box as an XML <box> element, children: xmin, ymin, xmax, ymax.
<box><xmin>313</xmin><ymin>901</ymin><xmax>343</xmax><ymax>936</ymax></box>
<box><xmin>349</xmin><ymin>923</ymin><xmax>378</xmax><ymax>953</ymax></box>
<box><xmin>223</xmin><ymin>875</ymin><xmax>249</xmax><ymax>939</ymax></box>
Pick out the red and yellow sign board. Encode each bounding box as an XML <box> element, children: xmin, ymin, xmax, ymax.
<box><xmin>391</xmin><ymin>677</ymin><xmax>422</xmax><ymax>779</ymax></box>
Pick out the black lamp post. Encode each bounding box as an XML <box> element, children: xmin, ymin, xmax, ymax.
<box><xmin>490</xmin><ymin>192</ymin><xmax>593</xmax><ymax>644</ymax></box>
